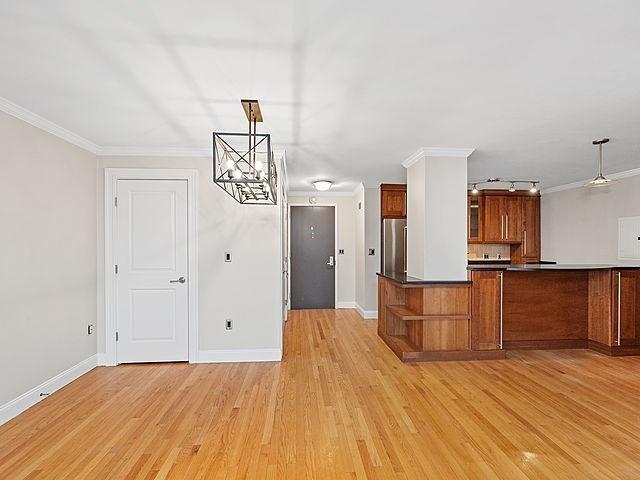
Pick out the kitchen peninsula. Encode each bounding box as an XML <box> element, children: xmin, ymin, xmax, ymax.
<box><xmin>378</xmin><ymin>264</ymin><xmax>640</xmax><ymax>362</ymax></box>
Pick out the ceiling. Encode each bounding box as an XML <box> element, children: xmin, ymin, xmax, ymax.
<box><xmin>1</xmin><ymin>1</ymin><xmax>640</xmax><ymax>192</ymax></box>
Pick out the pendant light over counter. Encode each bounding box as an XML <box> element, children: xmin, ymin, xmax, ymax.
<box><xmin>213</xmin><ymin>99</ymin><xmax>278</xmax><ymax>204</ymax></box>
<box><xmin>587</xmin><ymin>138</ymin><xmax>613</xmax><ymax>187</ymax></box>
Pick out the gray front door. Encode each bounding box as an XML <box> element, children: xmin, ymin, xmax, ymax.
<box><xmin>290</xmin><ymin>206</ymin><xmax>335</xmax><ymax>309</ymax></box>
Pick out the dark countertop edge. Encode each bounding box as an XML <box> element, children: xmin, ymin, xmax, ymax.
<box><xmin>467</xmin><ymin>264</ymin><xmax>640</xmax><ymax>271</ymax></box>
<box><xmin>377</xmin><ymin>272</ymin><xmax>472</xmax><ymax>285</ymax></box>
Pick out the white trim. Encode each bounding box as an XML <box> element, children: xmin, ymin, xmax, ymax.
<box><xmin>288</xmin><ymin>190</ymin><xmax>356</xmax><ymax>197</ymax></box>
<box><xmin>542</xmin><ymin>167</ymin><xmax>640</xmax><ymax>194</ymax></box>
<box><xmin>288</xmin><ymin>203</ymin><xmax>340</xmax><ymax>308</ymax></box>
<box><xmin>402</xmin><ymin>147</ymin><xmax>476</xmax><ymax>168</ymax></box>
<box><xmin>355</xmin><ymin>303</ymin><xmax>378</xmax><ymax>320</ymax></box>
<box><xmin>0</xmin><ymin>355</ymin><xmax>97</xmax><ymax>426</ymax></box>
<box><xmin>0</xmin><ymin>96</ymin><xmax>100</xmax><ymax>154</ymax></box>
<box><xmin>96</xmin><ymin>146</ymin><xmax>210</xmax><ymax>157</ymax></box>
<box><xmin>197</xmin><ymin>349</ymin><xmax>282</xmax><ymax>363</ymax></box>
<box><xmin>97</xmin><ymin>353</ymin><xmax>109</xmax><ymax>366</ymax></box>
<box><xmin>336</xmin><ymin>301</ymin><xmax>356</xmax><ymax>308</ymax></box>
<box><xmin>104</xmin><ymin>168</ymin><xmax>199</xmax><ymax>366</ymax></box>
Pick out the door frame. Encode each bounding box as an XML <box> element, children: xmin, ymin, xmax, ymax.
<box><xmin>104</xmin><ymin>168</ymin><xmax>199</xmax><ymax>366</ymax></box>
<box><xmin>287</xmin><ymin>203</ymin><xmax>339</xmax><ymax>309</ymax></box>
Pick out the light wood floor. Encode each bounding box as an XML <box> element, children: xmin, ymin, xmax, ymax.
<box><xmin>2</xmin><ymin>309</ymin><xmax>640</xmax><ymax>479</ymax></box>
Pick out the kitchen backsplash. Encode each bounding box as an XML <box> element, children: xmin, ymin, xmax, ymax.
<box><xmin>467</xmin><ymin>244</ymin><xmax>511</xmax><ymax>260</ymax></box>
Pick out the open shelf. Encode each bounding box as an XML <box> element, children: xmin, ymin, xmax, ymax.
<box><xmin>387</xmin><ymin>305</ymin><xmax>471</xmax><ymax>322</ymax></box>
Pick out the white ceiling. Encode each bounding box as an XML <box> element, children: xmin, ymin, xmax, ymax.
<box><xmin>1</xmin><ymin>1</ymin><xmax>640</xmax><ymax>192</ymax></box>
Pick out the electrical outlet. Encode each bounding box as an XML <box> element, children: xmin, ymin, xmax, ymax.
<box><xmin>225</xmin><ymin>251</ymin><xmax>232</xmax><ymax>262</ymax></box>
<box><xmin>87</xmin><ymin>324</ymin><xmax>94</xmax><ymax>335</ymax></box>
<box><xmin>368</xmin><ymin>248</ymin><xmax>375</xmax><ymax>256</ymax></box>
<box><xmin>225</xmin><ymin>319</ymin><xmax>233</xmax><ymax>330</ymax></box>
<box><xmin>339</xmin><ymin>249</ymin><xmax>345</xmax><ymax>255</ymax></box>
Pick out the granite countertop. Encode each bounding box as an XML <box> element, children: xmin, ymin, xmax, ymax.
<box><xmin>377</xmin><ymin>271</ymin><xmax>472</xmax><ymax>285</ymax></box>
<box><xmin>467</xmin><ymin>263</ymin><xmax>640</xmax><ymax>271</ymax></box>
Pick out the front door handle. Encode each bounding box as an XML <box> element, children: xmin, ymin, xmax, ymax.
<box><xmin>327</xmin><ymin>256</ymin><xmax>335</xmax><ymax>268</ymax></box>
<box><xmin>170</xmin><ymin>276</ymin><xmax>186</xmax><ymax>284</ymax></box>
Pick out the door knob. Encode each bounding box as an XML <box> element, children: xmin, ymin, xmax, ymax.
<box><xmin>327</xmin><ymin>256</ymin><xmax>335</xmax><ymax>267</ymax></box>
<box><xmin>170</xmin><ymin>276</ymin><xmax>186</xmax><ymax>284</ymax></box>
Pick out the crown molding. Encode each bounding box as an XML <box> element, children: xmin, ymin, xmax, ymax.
<box><xmin>402</xmin><ymin>147</ymin><xmax>475</xmax><ymax>168</ymax></box>
<box><xmin>95</xmin><ymin>145</ymin><xmax>210</xmax><ymax>157</ymax></box>
<box><xmin>0</xmin><ymin>96</ymin><xmax>100</xmax><ymax>154</ymax></box>
<box><xmin>542</xmin><ymin>167</ymin><xmax>640</xmax><ymax>194</ymax></box>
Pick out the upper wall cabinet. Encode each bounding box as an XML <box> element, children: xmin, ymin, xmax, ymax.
<box><xmin>467</xmin><ymin>190</ymin><xmax>540</xmax><ymax>259</ymax></box>
<box><xmin>482</xmin><ymin>195</ymin><xmax>522</xmax><ymax>243</ymax></box>
<box><xmin>381</xmin><ymin>184</ymin><xmax>407</xmax><ymax>218</ymax></box>
<box><xmin>521</xmin><ymin>196</ymin><xmax>541</xmax><ymax>262</ymax></box>
<box><xmin>468</xmin><ymin>195</ymin><xmax>483</xmax><ymax>242</ymax></box>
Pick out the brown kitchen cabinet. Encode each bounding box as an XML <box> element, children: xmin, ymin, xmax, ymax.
<box><xmin>615</xmin><ymin>269</ymin><xmax>640</xmax><ymax>347</ymax></box>
<box><xmin>471</xmin><ymin>270</ymin><xmax>502</xmax><ymax>350</ymax></box>
<box><xmin>380</xmin><ymin>184</ymin><xmax>406</xmax><ymax>218</ymax></box>
<box><xmin>521</xmin><ymin>196</ymin><xmax>541</xmax><ymax>262</ymax></box>
<box><xmin>467</xmin><ymin>195</ymin><xmax>483</xmax><ymax>242</ymax></box>
<box><xmin>482</xmin><ymin>195</ymin><xmax>521</xmax><ymax>243</ymax></box>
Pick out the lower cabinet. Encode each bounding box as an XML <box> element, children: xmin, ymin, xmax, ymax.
<box><xmin>588</xmin><ymin>269</ymin><xmax>640</xmax><ymax>350</ymax></box>
<box><xmin>471</xmin><ymin>270</ymin><xmax>503</xmax><ymax>350</ymax></box>
<box><xmin>616</xmin><ymin>269</ymin><xmax>640</xmax><ymax>347</ymax></box>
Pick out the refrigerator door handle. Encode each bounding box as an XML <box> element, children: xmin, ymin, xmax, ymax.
<box><xmin>403</xmin><ymin>226</ymin><xmax>408</xmax><ymax>273</ymax></box>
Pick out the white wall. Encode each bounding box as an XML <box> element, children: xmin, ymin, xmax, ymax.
<box><xmin>0</xmin><ymin>111</ymin><xmax>97</xmax><ymax>405</ymax></box>
<box><xmin>355</xmin><ymin>186</ymin><xmax>366</xmax><ymax>310</ymax></box>
<box><xmin>97</xmin><ymin>156</ymin><xmax>284</xmax><ymax>358</ymax></box>
<box><xmin>542</xmin><ymin>175</ymin><xmax>640</xmax><ymax>265</ymax></box>
<box><xmin>406</xmin><ymin>160</ymin><xmax>426</xmax><ymax>278</ymax></box>
<box><xmin>363</xmin><ymin>188</ymin><xmax>380</xmax><ymax>312</ymax></box>
<box><xmin>288</xmin><ymin>194</ymin><xmax>356</xmax><ymax>306</ymax></box>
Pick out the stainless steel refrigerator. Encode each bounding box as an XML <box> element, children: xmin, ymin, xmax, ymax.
<box><xmin>381</xmin><ymin>219</ymin><xmax>407</xmax><ymax>274</ymax></box>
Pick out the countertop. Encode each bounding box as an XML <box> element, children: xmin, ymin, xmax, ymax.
<box><xmin>467</xmin><ymin>263</ymin><xmax>640</xmax><ymax>271</ymax></box>
<box><xmin>377</xmin><ymin>271</ymin><xmax>472</xmax><ymax>285</ymax></box>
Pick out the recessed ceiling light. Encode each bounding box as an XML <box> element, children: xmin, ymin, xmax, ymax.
<box><xmin>313</xmin><ymin>180</ymin><xmax>333</xmax><ymax>191</ymax></box>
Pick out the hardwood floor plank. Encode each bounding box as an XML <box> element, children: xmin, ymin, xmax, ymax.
<box><xmin>2</xmin><ymin>309</ymin><xmax>640</xmax><ymax>479</ymax></box>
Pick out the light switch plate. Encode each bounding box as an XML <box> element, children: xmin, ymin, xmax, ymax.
<box><xmin>225</xmin><ymin>251</ymin><xmax>232</xmax><ymax>262</ymax></box>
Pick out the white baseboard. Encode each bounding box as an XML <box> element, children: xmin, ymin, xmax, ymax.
<box><xmin>355</xmin><ymin>303</ymin><xmax>378</xmax><ymax>320</ymax></box>
<box><xmin>96</xmin><ymin>353</ymin><xmax>111</xmax><ymax>366</ymax></box>
<box><xmin>336</xmin><ymin>301</ymin><xmax>356</xmax><ymax>309</ymax></box>
<box><xmin>197</xmin><ymin>349</ymin><xmax>282</xmax><ymax>363</ymax></box>
<box><xmin>0</xmin><ymin>354</ymin><xmax>98</xmax><ymax>427</ymax></box>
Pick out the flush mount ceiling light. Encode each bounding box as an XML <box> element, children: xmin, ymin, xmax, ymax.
<box><xmin>468</xmin><ymin>178</ymin><xmax>540</xmax><ymax>194</ymax></box>
<box><xmin>587</xmin><ymin>138</ymin><xmax>613</xmax><ymax>187</ymax></box>
<box><xmin>213</xmin><ymin>99</ymin><xmax>277</xmax><ymax>205</ymax></box>
<box><xmin>313</xmin><ymin>180</ymin><xmax>333</xmax><ymax>191</ymax></box>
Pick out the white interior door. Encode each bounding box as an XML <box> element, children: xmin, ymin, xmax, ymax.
<box><xmin>116</xmin><ymin>179</ymin><xmax>189</xmax><ymax>363</ymax></box>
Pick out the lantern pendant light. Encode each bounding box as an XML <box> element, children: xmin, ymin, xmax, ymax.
<box><xmin>213</xmin><ymin>99</ymin><xmax>278</xmax><ymax>204</ymax></box>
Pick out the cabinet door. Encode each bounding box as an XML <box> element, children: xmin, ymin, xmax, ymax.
<box><xmin>468</xmin><ymin>195</ymin><xmax>483</xmax><ymax>241</ymax></box>
<box><xmin>483</xmin><ymin>196</ymin><xmax>504</xmax><ymax>242</ymax></box>
<box><xmin>521</xmin><ymin>196</ymin><xmax>540</xmax><ymax>261</ymax></box>
<box><xmin>471</xmin><ymin>270</ymin><xmax>502</xmax><ymax>350</ymax></box>
<box><xmin>615</xmin><ymin>270</ymin><xmax>640</xmax><ymax>346</ymax></box>
<box><xmin>381</xmin><ymin>190</ymin><xmax>406</xmax><ymax>218</ymax></box>
<box><xmin>503</xmin><ymin>196</ymin><xmax>522</xmax><ymax>242</ymax></box>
